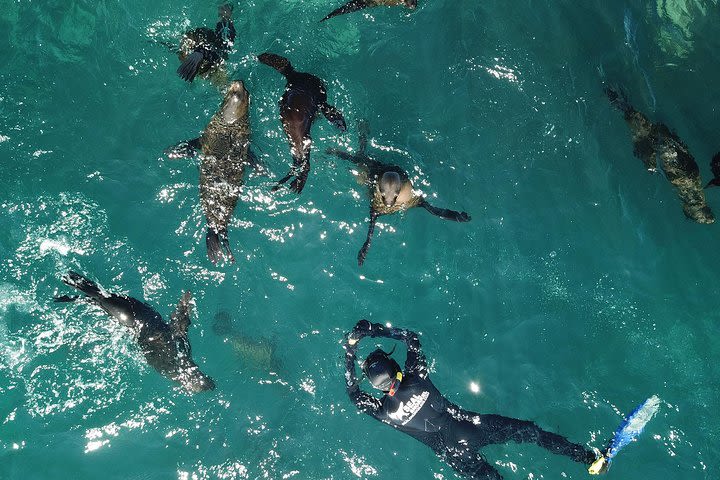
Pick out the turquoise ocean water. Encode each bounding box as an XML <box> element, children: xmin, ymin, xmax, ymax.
<box><xmin>1</xmin><ymin>0</ymin><xmax>719</xmax><ymax>478</ymax></box>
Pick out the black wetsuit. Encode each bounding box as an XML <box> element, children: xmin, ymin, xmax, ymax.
<box><xmin>344</xmin><ymin>323</ymin><xmax>596</xmax><ymax>479</ymax></box>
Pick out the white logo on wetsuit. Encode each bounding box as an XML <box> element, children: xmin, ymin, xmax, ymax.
<box><xmin>388</xmin><ymin>391</ymin><xmax>430</xmax><ymax>425</ymax></box>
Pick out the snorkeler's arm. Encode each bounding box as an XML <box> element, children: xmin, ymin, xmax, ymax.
<box><xmin>344</xmin><ymin>322</ymin><xmax>382</xmax><ymax>416</ymax></box>
<box><xmin>364</xmin><ymin>323</ymin><xmax>428</xmax><ymax>379</ymax></box>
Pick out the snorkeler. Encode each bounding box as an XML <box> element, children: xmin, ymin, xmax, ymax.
<box><xmin>176</xmin><ymin>3</ymin><xmax>236</xmax><ymax>82</ymax></box>
<box><xmin>343</xmin><ymin>320</ymin><xmax>609</xmax><ymax>479</ymax></box>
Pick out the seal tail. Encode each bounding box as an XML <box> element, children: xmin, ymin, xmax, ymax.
<box><xmin>177</xmin><ymin>50</ymin><xmax>204</xmax><ymax>82</ymax></box>
<box><xmin>321</xmin><ymin>0</ymin><xmax>372</xmax><ymax>21</ymax></box>
<box><xmin>206</xmin><ymin>228</ymin><xmax>235</xmax><ymax>265</ymax></box>
<box><xmin>58</xmin><ymin>271</ymin><xmax>103</xmax><ymax>300</ymax></box>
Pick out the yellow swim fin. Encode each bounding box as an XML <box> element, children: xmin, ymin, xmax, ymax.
<box><xmin>588</xmin><ymin>456</ymin><xmax>607</xmax><ymax>475</ymax></box>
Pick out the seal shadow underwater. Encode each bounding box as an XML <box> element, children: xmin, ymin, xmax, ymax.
<box><xmin>166</xmin><ymin>80</ymin><xmax>261</xmax><ymax>265</ymax></box>
<box><xmin>54</xmin><ymin>271</ymin><xmax>215</xmax><ymax>393</ymax></box>
<box><xmin>258</xmin><ymin>52</ymin><xmax>347</xmax><ymax>194</ymax></box>
<box><xmin>327</xmin><ymin>121</ymin><xmax>471</xmax><ymax>266</ymax></box>
<box><xmin>212</xmin><ymin>311</ymin><xmax>281</xmax><ymax>372</ymax></box>
<box><xmin>605</xmin><ymin>86</ymin><xmax>715</xmax><ymax>224</ymax></box>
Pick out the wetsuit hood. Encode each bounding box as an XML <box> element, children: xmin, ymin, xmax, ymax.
<box><xmin>362</xmin><ymin>348</ymin><xmax>401</xmax><ymax>392</ymax></box>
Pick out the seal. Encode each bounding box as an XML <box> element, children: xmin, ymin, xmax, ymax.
<box><xmin>54</xmin><ymin>271</ymin><xmax>215</xmax><ymax>393</ymax></box>
<box><xmin>704</xmin><ymin>152</ymin><xmax>720</xmax><ymax>189</ymax></box>
<box><xmin>321</xmin><ymin>0</ymin><xmax>417</xmax><ymax>22</ymax></box>
<box><xmin>605</xmin><ymin>86</ymin><xmax>714</xmax><ymax>224</ymax></box>
<box><xmin>327</xmin><ymin>121</ymin><xmax>471</xmax><ymax>266</ymax></box>
<box><xmin>258</xmin><ymin>52</ymin><xmax>347</xmax><ymax>194</ymax></box>
<box><xmin>166</xmin><ymin>80</ymin><xmax>257</xmax><ymax>264</ymax></box>
<box><xmin>176</xmin><ymin>3</ymin><xmax>236</xmax><ymax>83</ymax></box>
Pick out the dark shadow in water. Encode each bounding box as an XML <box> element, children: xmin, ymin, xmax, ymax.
<box><xmin>212</xmin><ymin>311</ymin><xmax>281</xmax><ymax>373</ymax></box>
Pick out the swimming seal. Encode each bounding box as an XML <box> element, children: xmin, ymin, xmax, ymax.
<box><xmin>605</xmin><ymin>87</ymin><xmax>714</xmax><ymax>224</ymax></box>
<box><xmin>321</xmin><ymin>0</ymin><xmax>417</xmax><ymax>22</ymax></box>
<box><xmin>166</xmin><ymin>80</ymin><xmax>257</xmax><ymax>264</ymax></box>
<box><xmin>177</xmin><ymin>3</ymin><xmax>236</xmax><ymax>83</ymax></box>
<box><xmin>54</xmin><ymin>271</ymin><xmax>215</xmax><ymax>393</ymax></box>
<box><xmin>258</xmin><ymin>52</ymin><xmax>347</xmax><ymax>194</ymax></box>
<box><xmin>327</xmin><ymin>121</ymin><xmax>470</xmax><ymax>266</ymax></box>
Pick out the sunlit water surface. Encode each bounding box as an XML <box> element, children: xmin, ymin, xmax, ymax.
<box><xmin>1</xmin><ymin>0</ymin><xmax>719</xmax><ymax>479</ymax></box>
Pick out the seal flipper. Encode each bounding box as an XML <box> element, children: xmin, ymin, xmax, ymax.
<box><xmin>357</xmin><ymin>119</ymin><xmax>369</xmax><ymax>155</ymax></box>
<box><xmin>153</xmin><ymin>39</ymin><xmax>180</xmax><ymax>54</ymax></box>
<box><xmin>61</xmin><ymin>271</ymin><xmax>103</xmax><ymax>299</ymax></box>
<box><xmin>53</xmin><ymin>294</ymin><xmax>80</xmax><ymax>303</ymax></box>
<box><xmin>272</xmin><ymin>159</ymin><xmax>310</xmax><ymax>194</ymax></box>
<box><xmin>419</xmin><ymin>199</ymin><xmax>471</xmax><ymax>222</ymax></box>
<box><xmin>706</xmin><ymin>152</ymin><xmax>720</xmax><ymax>188</ymax></box>
<box><xmin>206</xmin><ymin>228</ymin><xmax>234</xmax><ymax>265</ymax></box>
<box><xmin>710</xmin><ymin>152</ymin><xmax>720</xmax><ymax>177</ymax></box>
<box><xmin>326</xmin><ymin>148</ymin><xmax>359</xmax><ymax>163</ymax></box>
<box><xmin>289</xmin><ymin>160</ymin><xmax>310</xmax><ymax>193</ymax></box>
<box><xmin>358</xmin><ymin>211</ymin><xmax>379</xmax><ymax>266</ymax></box>
<box><xmin>320</xmin><ymin>103</ymin><xmax>347</xmax><ymax>132</ymax></box>
<box><xmin>169</xmin><ymin>291</ymin><xmax>193</xmax><ymax>336</ymax></box>
<box><xmin>289</xmin><ymin>175</ymin><xmax>308</xmax><ymax>194</ymax></box>
<box><xmin>705</xmin><ymin>178</ymin><xmax>720</xmax><ymax>189</ymax></box>
<box><xmin>177</xmin><ymin>50</ymin><xmax>205</xmax><ymax>82</ymax></box>
<box><xmin>258</xmin><ymin>53</ymin><xmax>294</xmax><ymax>77</ymax></box>
<box><xmin>272</xmin><ymin>172</ymin><xmax>294</xmax><ymax>192</ymax></box>
<box><xmin>248</xmin><ymin>148</ymin><xmax>270</xmax><ymax>177</ymax></box>
<box><xmin>321</xmin><ymin>0</ymin><xmax>373</xmax><ymax>21</ymax></box>
<box><xmin>165</xmin><ymin>138</ymin><xmax>202</xmax><ymax>159</ymax></box>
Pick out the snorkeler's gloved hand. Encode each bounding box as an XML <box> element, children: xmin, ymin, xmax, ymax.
<box><xmin>347</xmin><ymin>320</ymin><xmax>372</xmax><ymax>345</ymax></box>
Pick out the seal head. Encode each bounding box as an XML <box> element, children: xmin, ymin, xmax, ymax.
<box><xmin>378</xmin><ymin>171</ymin><xmax>403</xmax><ymax>207</ymax></box>
<box><xmin>219</xmin><ymin>80</ymin><xmax>249</xmax><ymax>124</ymax></box>
<box><xmin>169</xmin><ymin>334</ymin><xmax>216</xmax><ymax>392</ymax></box>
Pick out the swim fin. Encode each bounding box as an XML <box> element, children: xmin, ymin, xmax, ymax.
<box><xmin>177</xmin><ymin>51</ymin><xmax>204</xmax><ymax>82</ymax></box>
<box><xmin>589</xmin><ymin>395</ymin><xmax>660</xmax><ymax>475</ymax></box>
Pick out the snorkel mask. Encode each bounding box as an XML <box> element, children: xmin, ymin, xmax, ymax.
<box><xmin>362</xmin><ymin>347</ymin><xmax>402</xmax><ymax>395</ymax></box>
